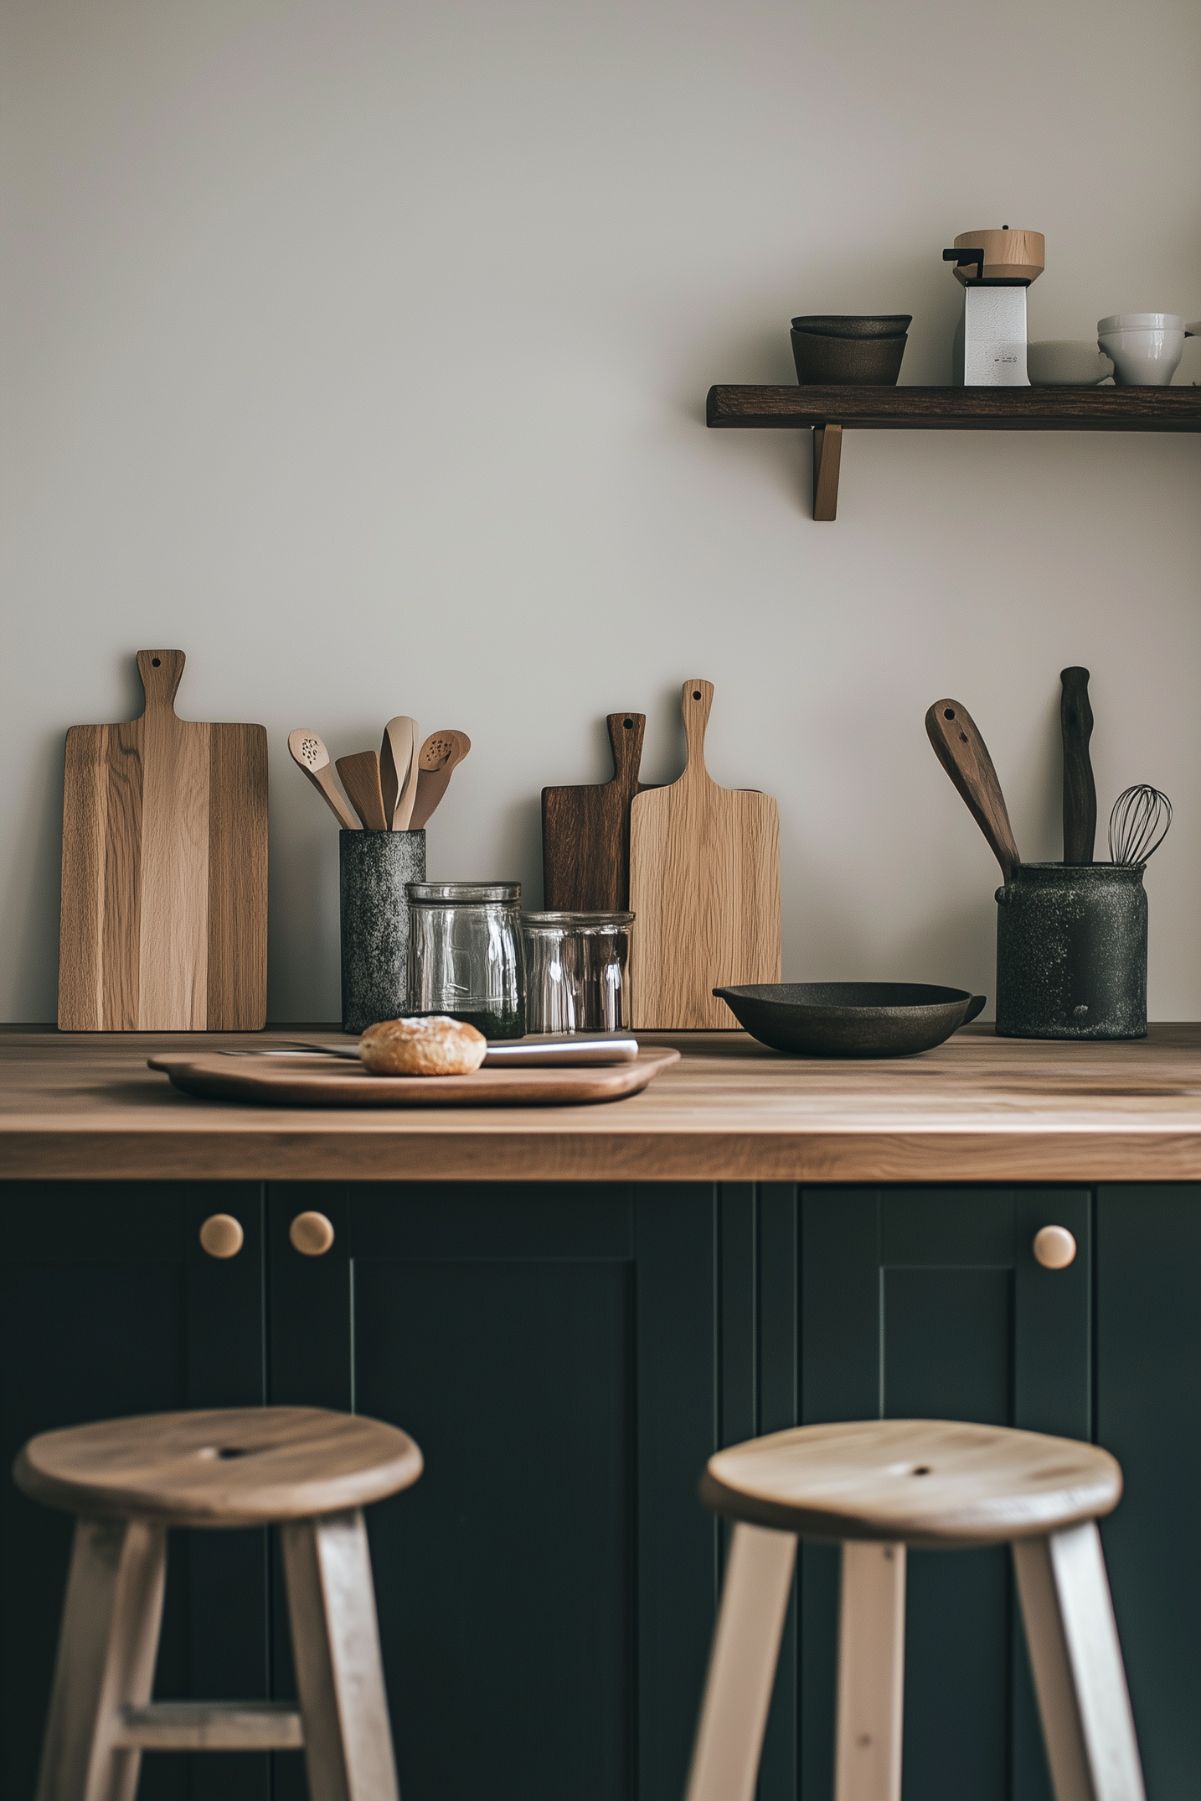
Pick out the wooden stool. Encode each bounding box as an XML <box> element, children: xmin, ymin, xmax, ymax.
<box><xmin>14</xmin><ymin>1405</ymin><xmax>423</xmax><ymax>1801</ymax></box>
<box><xmin>686</xmin><ymin>1419</ymin><xmax>1145</xmax><ymax>1801</ymax></box>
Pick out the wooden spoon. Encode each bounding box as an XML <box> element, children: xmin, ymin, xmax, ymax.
<box><xmin>925</xmin><ymin>699</ymin><xmax>1021</xmax><ymax>883</ymax></box>
<box><xmin>288</xmin><ymin>729</ymin><xmax>359</xmax><ymax>830</ymax></box>
<box><xmin>335</xmin><ymin>751</ymin><xmax>389</xmax><ymax>830</ymax></box>
<box><xmin>380</xmin><ymin>716</ymin><xmax>418</xmax><ymax>829</ymax></box>
<box><xmin>409</xmin><ymin>730</ymin><xmax>471</xmax><ymax>830</ymax></box>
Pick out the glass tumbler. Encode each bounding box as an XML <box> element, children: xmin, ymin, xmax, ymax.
<box><xmin>520</xmin><ymin>911</ymin><xmax>634</xmax><ymax>1034</ymax></box>
<box><xmin>406</xmin><ymin>882</ymin><xmax>525</xmax><ymax>1039</ymax></box>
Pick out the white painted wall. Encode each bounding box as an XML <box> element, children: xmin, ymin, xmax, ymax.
<box><xmin>3</xmin><ymin>0</ymin><xmax>1199</xmax><ymax>1023</ymax></box>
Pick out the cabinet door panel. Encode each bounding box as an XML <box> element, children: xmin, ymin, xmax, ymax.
<box><xmin>0</xmin><ymin>1181</ymin><xmax>268</xmax><ymax>1801</ymax></box>
<box><xmin>1097</xmin><ymin>1186</ymin><xmax>1201</xmax><ymax>1801</ymax></box>
<box><xmin>268</xmin><ymin>1182</ymin><xmax>718</xmax><ymax>1801</ymax></box>
<box><xmin>799</xmin><ymin>1187</ymin><xmax>1091</xmax><ymax>1801</ymax></box>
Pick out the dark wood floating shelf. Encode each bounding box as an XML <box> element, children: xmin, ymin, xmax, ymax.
<box><xmin>706</xmin><ymin>385</ymin><xmax>1201</xmax><ymax>520</ymax></box>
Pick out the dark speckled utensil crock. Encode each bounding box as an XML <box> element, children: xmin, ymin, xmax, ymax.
<box><xmin>339</xmin><ymin>829</ymin><xmax>427</xmax><ymax>1033</ymax></box>
<box><xmin>995</xmin><ymin>863</ymin><xmax>1146</xmax><ymax>1039</ymax></box>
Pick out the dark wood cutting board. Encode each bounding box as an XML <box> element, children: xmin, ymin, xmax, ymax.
<box><xmin>147</xmin><ymin>1047</ymin><xmax>680</xmax><ymax>1106</ymax></box>
<box><xmin>542</xmin><ymin>713</ymin><xmax>648</xmax><ymax>910</ymax></box>
<box><xmin>58</xmin><ymin>650</ymin><xmax>268</xmax><ymax>1031</ymax></box>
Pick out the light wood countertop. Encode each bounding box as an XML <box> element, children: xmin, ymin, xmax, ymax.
<box><xmin>2</xmin><ymin>1025</ymin><xmax>1200</xmax><ymax>1183</ymax></box>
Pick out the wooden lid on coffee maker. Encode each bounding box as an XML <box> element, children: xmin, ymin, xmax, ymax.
<box><xmin>952</xmin><ymin>227</ymin><xmax>1045</xmax><ymax>284</ymax></box>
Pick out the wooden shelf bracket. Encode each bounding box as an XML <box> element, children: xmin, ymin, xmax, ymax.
<box><xmin>811</xmin><ymin>425</ymin><xmax>842</xmax><ymax>522</ymax></box>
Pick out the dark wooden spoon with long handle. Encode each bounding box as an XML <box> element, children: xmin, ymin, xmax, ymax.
<box><xmin>336</xmin><ymin>751</ymin><xmax>389</xmax><ymax>830</ymax></box>
<box><xmin>925</xmin><ymin>699</ymin><xmax>1021</xmax><ymax>883</ymax></box>
<box><xmin>1060</xmin><ymin>666</ymin><xmax>1096</xmax><ymax>864</ymax></box>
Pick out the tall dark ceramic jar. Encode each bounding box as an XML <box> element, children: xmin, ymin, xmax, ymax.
<box><xmin>339</xmin><ymin>830</ymin><xmax>427</xmax><ymax>1033</ymax></box>
<box><xmin>995</xmin><ymin>863</ymin><xmax>1147</xmax><ymax>1039</ymax></box>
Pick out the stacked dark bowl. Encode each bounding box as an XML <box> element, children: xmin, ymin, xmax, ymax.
<box><xmin>790</xmin><ymin>314</ymin><xmax>911</xmax><ymax>386</ymax></box>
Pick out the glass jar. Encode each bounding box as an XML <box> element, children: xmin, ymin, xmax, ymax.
<box><xmin>520</xmin><ymin>911</ymin><xmax>634</xmax><ymax>1034</ymax></box>
<box><xmin>406</xmin><ymin>882</ymin><xmax>525</xmax><ymax>1039</ymax></box>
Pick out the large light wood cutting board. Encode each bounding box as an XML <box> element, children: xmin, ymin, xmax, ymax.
<box><xmin>542</xmin><ymin>711</ymin><xmax>648</xmax><ymax>910</ymax></box>
<box><xmin>58</xmin><ymin>650</ymin><xmax>268</xmax><ymax>1030</ymax></box>
<box><xmin>629</xmin><ymin>679</ymin><xmax>781</xmax><ymax>1029</ymax></box>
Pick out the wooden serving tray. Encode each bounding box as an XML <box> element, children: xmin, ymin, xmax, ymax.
<box><xmin>148</xmin><ymin>1048</ymin><xmax>681</xmax><ymax>1107</ymax></box>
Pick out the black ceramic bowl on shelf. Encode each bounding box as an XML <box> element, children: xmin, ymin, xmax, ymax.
<box><xmin>790</xmin><ymin>314</ymin><xmax>912</xmax><ymax>339</ymax></box>
<box><xmin>715</xmin><ymin>983</ymin><xmax>986</xmax><ymax>1058</ymax></box>
<box><xmin>790</xmin><ymin>329</ymin><xmax>907</xmax><ymax>386</ymax></box>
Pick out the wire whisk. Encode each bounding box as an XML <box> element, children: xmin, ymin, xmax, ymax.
<box><xmin>1108</xmin><ymin>784</ymin><xmax>1173</xmax><ymax>867</ymax></box>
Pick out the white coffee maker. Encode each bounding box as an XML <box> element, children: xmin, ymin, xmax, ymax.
<box><xmin>944</xmin><ymin>227</ymin><xmax>1045</xmax><ymax>386</ymax></box>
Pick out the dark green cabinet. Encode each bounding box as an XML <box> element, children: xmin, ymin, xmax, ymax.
<box><xmin>796</xmin><ymin>1186</ymin><xmax>1091</xmax><ymax>1801</ymax></box>
<box><xmin>0</xmin><ymin>1178</ymin><xmax>1196</xmax><ymax>1801</ymax></box>
<box><xmin>0</xmin><ymin>1182</ymin><xmax>269</xmax><ymax>1801</ymax></box>
<box><xmin>266</xmin><ymin>1182</ymin><xmax>720</xmax><ymax>1801</ymax></box>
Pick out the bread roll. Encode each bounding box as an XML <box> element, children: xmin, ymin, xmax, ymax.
<box><xmin>359</xmin><ymin>1015</ymin><xmax>487</xmax><ymax>1077</ymax></box>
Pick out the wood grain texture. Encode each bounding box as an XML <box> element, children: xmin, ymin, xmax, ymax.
<box><xmin>925</xmin><ymin>698</ymin><xmax>1021</xmax><ymax>882</ymax></box>
<box><xmin>14</xmin><ymin>1405</ymin><xmax>423</xmax><ymax>1527</ymax></box>
<box><xmin>700</xmin><ymin>1419</ymin><xmax>1122</xmax><ymax>1546</ymax></box>
<box><xmin>148</xmin><ymin>1046</ymin><xmax>681</xmax><ymax>1106</ymax></box>
<box><xmin>706</xmin><ymin>386</ymin><xmax>1201</xmax><ymax>430</ymax></box>
<box><xmin>629</xmin><ymin>680</ymin><xmax>781</xmax><ymax>1028</ymax></box>
<box><xmin>57</xmin><ymin>650</ymin><xmax>267</xmax><ymax>1031</ymax></box>
<box><xmin>812</xmin><ymin>423</ymin><xmax>842</xmax><ymax>521</ymax></box>
<box><xmin>9</xmin><ymin>1025</ymin><xmax>1201</xmax><ymax>1182</ymax></box>
<box><xmin>335</xmin><ymin>752</ymin><xmax>388</xmax><ymax>831</ymax></box>
<box><xmin>542</xmin><ymin>711</ymin><xmax>648</xmax><ymax>909</ymax></box>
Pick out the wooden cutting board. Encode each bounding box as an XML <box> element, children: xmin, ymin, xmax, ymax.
<box><xmin>542</xmin><ymin>712</ymin><xmax>648</xmax><ymax>910</ymax></box>
<box><xmin>147</xmin><ymin>1047</ymin><xmax>680</xmax><ymax>1106</ymax></box>
<box><xmin>58</xmin><ymin>650</ymin><xmax>268</xmax><ymax>1030</ymax></box>
<box><xmin>629</xmin><ymin>679</ymin><xmax>781</xmax><ymax>1029</ymax></box>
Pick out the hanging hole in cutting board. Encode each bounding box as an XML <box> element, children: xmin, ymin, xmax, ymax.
<box><xmin>152</xmin><ymin>656</ymin><xmax>161</xmax><ymax>667</ymax></box>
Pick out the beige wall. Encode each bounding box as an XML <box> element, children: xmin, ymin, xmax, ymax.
<box><xmin>3</xmin><ymin>0</ymin><xmax>1199</xmax><ymax>1022</ymax></box>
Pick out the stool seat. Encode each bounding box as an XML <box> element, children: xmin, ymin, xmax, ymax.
<box><xmin>14</xmin><ymin>1406</ymin><xmax>423</xmax><ymax>1528</ymax></box>
<box><xmin>701</xmin><ymin>1418</ymin><xmax>1122</xmax><ymax>1547</ymax></box>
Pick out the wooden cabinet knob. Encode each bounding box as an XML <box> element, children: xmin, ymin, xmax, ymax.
<box><xmin>1033</xmin><ymin>1224</ymin><xmax>1077</xmax><ymax>1270</ymax></box>
<box><xmin>290</xmin><ymin>1211</ymin><xmax>335</xmax><ymax>1257</ymax></box>
<box><xmin>199</xmin><ymin>1214</ymin><xmax>244</xmax><ymax>1260</ymax></box>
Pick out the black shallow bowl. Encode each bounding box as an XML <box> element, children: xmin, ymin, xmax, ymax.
<box><xmin>790</xmin><ymin>314</ymin><xmax>912</xmax><ymax>339</ymax></box>
<box><xmin>715</xmin><ymin>983</ymin><xmax>987</xmax><ymax>1058</ymax></box>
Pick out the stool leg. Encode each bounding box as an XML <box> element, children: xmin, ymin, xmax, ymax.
<box><xmin>685</xmin><ymin>1522</ymin><xmax>796</xmax><ymax>1801</ymax></box>
<box><xmin>35</xmin><ymin>1517</ymin><xmax>166</xmax><ymax>1801</ymax></box>
<box><xmin>281</xmin><ymin>1509</ymin><xmax>400</xmax><ymax>1801</ymax></box>
<box><xmin>1013</xmin><ymin>1521</ymin><xmax>1146</xmax><ymax>1801</ymax></box>
<box><xmin>834</xmin><ymin>1541</ymin><xmax>906</xmax><ymax>1801</ymax></box>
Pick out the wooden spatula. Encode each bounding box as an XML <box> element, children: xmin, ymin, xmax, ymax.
<box><xmin>410</xmin><ymin>731</ymin><xmax>471</xmax><ymax>829</ymax></box>
<box><xmin>288</xmin><ymin>729</ymin><xmax>359</xmax><ymax>829</ymax></box>
<box><xmin>380</xmin><ymin>716</ymin><xmax>418</xmax><ymax>829</ymax></box>
<box><xmin>925</xmin><ymin>699</ymin><xmax>1021</xmax><ymax>883</ymax></box>
<box><xmin>1060</xmin><ymin>667</ymin><xmax>1096</xmax><ymax>865</ymax></box>
<box><xmin>336</xmin><ymin>752</ymin><xmax>389</xmax><ymax>830</ymax></box>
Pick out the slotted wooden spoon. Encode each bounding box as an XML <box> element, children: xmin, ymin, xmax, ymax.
<box><xmin>410</xmin><ymin>730</ymin><xmax>471</xmax><ymax>829</ymax></box>
<box><xmin>288</xmin><ymin>729</ymin><xmax>359</xmax><ymax>830</ymax></box>
<box><xmin>925</xmin><ymin>698</ymin><xmax>1021</xmax><ymax>883</ymax></box>
<box><xmin>335</xmin><ymin>751</ymin><xmax>389</xmax><ymax>830</ymax></box>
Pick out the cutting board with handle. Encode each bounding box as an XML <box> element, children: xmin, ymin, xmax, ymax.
<box><xmin>542</xmin><ymin>712</ymin><xmax>648</xmax><ymax>910</ymax></box>
<box><xmin>628</xmin><ymin>679</ymin><xmax>781</xmax><ymax>1028</ymax></box>
<box><xmin>58</xmin><ymin>649</ymin><xmax>268</xmax><ymax>1030</ymax></box>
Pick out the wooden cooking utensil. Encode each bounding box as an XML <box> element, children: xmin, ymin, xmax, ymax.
<box><xmin>335</xmin><ymin>752</ymin><xmax>389</xmax><ymax>830</ymax></box>
<box><xmin>288</xmin><ymin>729</ymin><xmax>358</xmax><ymax>830</ymax></box>
<box><xmin>542</xmin><ymin>712</ymin><xmax>649</xmax><ymax>910</ymax></box>
<box><xmin>925</xmin><ymin>699</ymin><xmax>1021</xmax><ymax>883</ymax></box>
<box><xmin>409</xmin><ymin>731</ymin><xmax>471</xmax><ymax>830</ymax></box>
<box><xmin>58</xmin><ymin>649</ymin><xmax>268</xmax><ymax>1030</ymax></box>
<box><xmin>380</xmin><ymin>716</ymin><xmax>418</xmax><ymax>829</ymax></box>
<box><xmin>628</xmin><ymin>679</ymin><xmax>781</xmax><ymax>1029</ymax></box>
<box><xmin>1060</xmin><ymin>667</ymin><xmax>1096</xmax><ymax>865</ymax></box>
